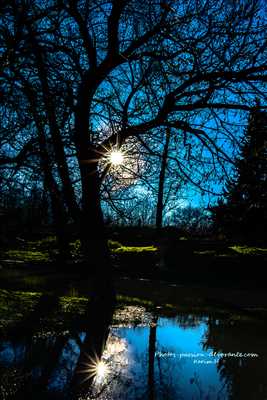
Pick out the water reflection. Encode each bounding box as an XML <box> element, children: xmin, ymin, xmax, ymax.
<box><xmin>93</xmin><ymin>318</ymin><xmax>228</xmax><ymax>400</ymax></box>
<box><xmin>204</xmin><ymin>317</ymin><xmax>267</xmax><ymax>400</ymax></box>
<box><xmin>0</xmin><ymin>311</ymin><xmax>266</xmax><ymax>399</ymax></box>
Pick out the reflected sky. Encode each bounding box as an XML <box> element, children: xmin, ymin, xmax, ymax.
<box><xmin>89</xmin><ymin>317</ymin><xmax>227</xmax><ymax>399</ymax></box>
<box><xmin>0</xmin><ymin>312</ymin><xmax>266</xmax><ymax>399</ymax></box>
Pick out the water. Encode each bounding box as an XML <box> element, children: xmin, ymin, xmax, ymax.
<box><xmin>0</xmin><ymin>311</ymin><xmax>266</xmax><ymax>399</ymax></box>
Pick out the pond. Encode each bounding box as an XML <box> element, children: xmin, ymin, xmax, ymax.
<box><xmin>0</xmin><ymin>309</ymin><xmax>266</xmax><ymax>399</ymax></box>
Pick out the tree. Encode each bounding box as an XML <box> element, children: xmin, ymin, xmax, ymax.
<box><xmin>1</xmin><ymin>0</ymin><xmax>267</xmax><ymax>268</ymax></box>
<box><xmin>156</xmin><ymin>128</ymin><xmax>171</xmax><ymax>230</ymax></box>
<box><xmin>211</xmin><ymin>106</ymin><xmax>267</xmax><ymax>241</ymax></box>
<box><xmin>204</xmin><ymin>316</ymin><xmax>267</xmax><ymax>400</ymax></box>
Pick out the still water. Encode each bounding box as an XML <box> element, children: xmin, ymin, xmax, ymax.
<box><xmin>0</xmin><ymin>311</ymin><xmax>266</xmax><ymax>399</ymax></box>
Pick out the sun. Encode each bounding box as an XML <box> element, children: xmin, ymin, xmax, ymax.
<box><xmin>95</xmin><ymin>361</ymin><xmax>108</xmax><ymax>380</ymax></box>
<box><xmin>108</xmin><ymin>150</ymin><xmax>124</xmax><ymax>166</ymax></box>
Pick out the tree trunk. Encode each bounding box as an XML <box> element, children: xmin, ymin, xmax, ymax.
<box><xmin>156</xmin><ymin>128</ymin><xmax>170</xmax><ymax>230</ymax></box>
<box><xmin>73</xmin><ymin>74</ymin><xmax>111</xmax><ymax>271</ymax></box>
<box><xmin>79</xmin><ymin>157</ymin><xmax>110</xmax><ymax>272</ymax></box>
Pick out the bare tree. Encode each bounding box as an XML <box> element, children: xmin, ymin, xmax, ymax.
<box><xmin>1</xmin><ymin>0</ymin><xmax>266</xmax><ymax>269</ymax></box>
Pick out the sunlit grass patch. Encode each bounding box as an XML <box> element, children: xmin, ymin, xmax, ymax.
<box><xmin>13</xmin><ymin>290</ymin><xmax>42</xmax><ymax>302</ymax></box>
<box><xmin>2</xmin><ymin>237</ymin><xmax>158</xmax><ymax>262</ymax></box>
<box><xmin>1</xmin><ymin>237</ymin><xmax>54</xmax><ymax>263</ymax></box>
<box><xmin>113</xmin><ymin>245</ymin><xmax>157</xmax><ymax>254</ymax></box>
<box><xmin>4</xmin><ymin>249</ymin><xmax>49</xmax><ymax>262</ymax></box>
<box><xmin>229</xmin><ymin>245</ymin><xmax>267</xmax><ymax>255</ymax></box>
<box><xmin>70</xmin><ymin>239</ymin><xmax>157</xmax><ymax>255</ymax></box>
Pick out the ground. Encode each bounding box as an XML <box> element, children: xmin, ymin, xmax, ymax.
<box><xmin>0</xmin><ymin>231</ymin><xmax>267</xmax><ymax>336</ymax></box>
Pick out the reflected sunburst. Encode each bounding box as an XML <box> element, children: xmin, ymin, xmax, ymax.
<box><xmin>76</xmin><ymin>353</ymin><xmax>109</xmax><ymax>386</ymax></box>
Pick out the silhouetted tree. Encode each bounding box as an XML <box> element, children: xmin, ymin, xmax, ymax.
<box><xmin>1</xmin><ymin>0</ymin><xmax>267</xmax><ymax>267</ymax></box>
<box><xmin>211</xmin><ymin>106</ymin><xmax>267</xmax><ymax>241</ymax></box>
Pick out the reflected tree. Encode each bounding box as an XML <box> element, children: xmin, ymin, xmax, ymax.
<box><xmin>148</xmin><ymin>315</ymin><xmax>158</xmax><ymax>400</ymax></box>
<box><xmin>204</xmin><ymin>317</ymin><xmax>267</xmax><ymax>399</ymax></box>
<box><xmin>70</xmin><ymin>285</ymin><xmax>115</xmax><ymax>399</ymax></box>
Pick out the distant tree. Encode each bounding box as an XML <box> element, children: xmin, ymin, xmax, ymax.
<box><xmin>211</xmin><ymin>106</ymin><xmax>267</xmax><ymax>241</ymax></box>
<box><xmin>170</xmin><ymin>205</ymin><xmax>212</xmax><ymax>236</ymax></box>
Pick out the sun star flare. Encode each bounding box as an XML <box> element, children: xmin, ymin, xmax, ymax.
<box><xmin>95</xmin><ymin>361</ymin><xmax>108</xmax><ymax>380</ymax></box>
<box><xmin>109</xmin><ymin>150</ymin><xmax>124</xmax><ymax>166</ymax></box>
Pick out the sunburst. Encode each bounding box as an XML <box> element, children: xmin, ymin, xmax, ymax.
<box><xmin>76</xmin><ymin>352</ymin><xmax>109</xmax><ymax>385</ymax></box>
<box><xmin>108</xmin><ymin>149</ymin><xmax>124</xmax><ymax>166</ymax></box>
<box><xmin>100</xmin><ymin>140</ymin><xmax>128</xmax><ymax>169</ymax></box>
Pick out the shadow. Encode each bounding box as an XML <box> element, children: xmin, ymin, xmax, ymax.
<box><xmin>7</xmin><ymin>293</ymin><xmax>60</xmax><ymax>339</ymax></box>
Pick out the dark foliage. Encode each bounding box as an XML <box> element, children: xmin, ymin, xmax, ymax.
<box><xmin>211</xmin><ymin>107</ymin><xmax>267</xmax><ymax>241</ymax></box>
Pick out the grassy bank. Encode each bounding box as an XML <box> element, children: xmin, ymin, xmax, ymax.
<box><xmin>1</xmin><ymin>236</ymin><xmax>267</xmax><ymax>291</ymax></box>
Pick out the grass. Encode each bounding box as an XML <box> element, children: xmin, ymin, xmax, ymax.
<box><xmin>0</xmin><ymin>289</ymin><xmax>90</xmax><ymax>333</ymax></box>
<box><xmin>4</xmin><ymin>249</ymin><xmax>50</xmax><ymax>262</ymax></box>
<box><xmin>193</xmin><ymin>245</ymin><xmax>267</xmax><ymax>258</ymax></box>
<box><xmin>0</xmin><ymin>289</ymin><xmax>41</xmax><ymax>330</ymax></box>
<box><xmin>1</xmin><ymin>236</ymin><xmax>266</xmax><ymax>276</ymax></box>
<box><xmin>72</xmin><ymin>239</ymin><xmax>158</xmax><ymax>254</ymax></box>
<box><xmin>229</xmin><ymin>245</ymin><xmax>267</xmax><ymax>256</ymax></box>
<box><xmin>113</xmin><ymin>245</ymin><xmax>157</xmax><ymax>254</ymax></box>
<box><xmin>1</xmin><ymin>236</ymin><xmax>56</xmax><ymax>262</ymax></box>
<box><xmin>1</xmin><ymin>238</ymin><xmax>158</xmax><ymax>263</ymax></box>
<box><xmin>0</xmin><ymin>289</ymin><xmax>158</xmax><ymax>334</ymax></box>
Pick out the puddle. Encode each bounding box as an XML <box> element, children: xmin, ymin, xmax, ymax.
<box><xmin>0</xmin><ymin>311</ymin><xmax>266</xmax><ymax>399</ymax></box>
